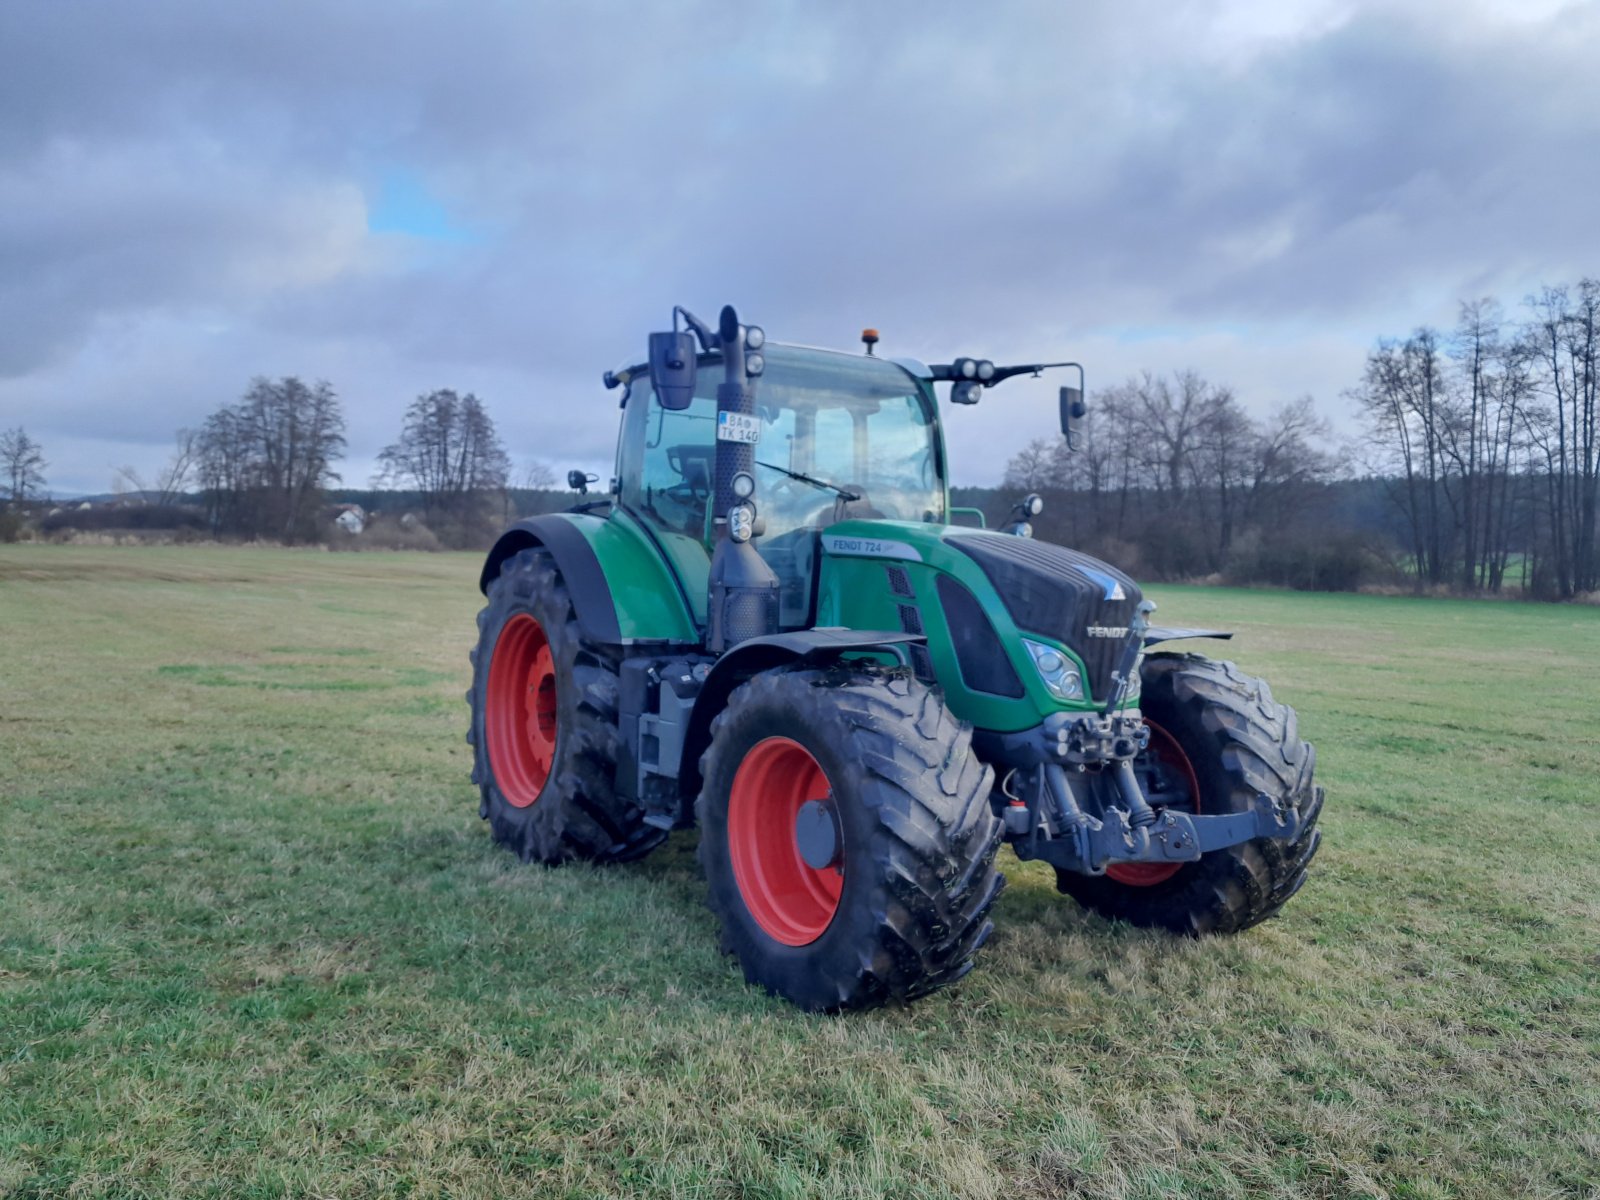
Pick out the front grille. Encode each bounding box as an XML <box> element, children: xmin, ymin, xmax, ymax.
<box><xmin>946</xmin><ymin>532</ymin><xmax>1141</xmax><ymax>702</ymax></box>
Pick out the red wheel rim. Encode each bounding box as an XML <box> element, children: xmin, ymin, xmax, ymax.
<box><xmin>727</xmin><ymin>737</ymin><xmax>843</xmax><ymax>946</ymax></box>
<box><xmin>1106</xmin><ymin>718</ymin><xmax>1201</xmax><ymax>887</ymax></box>
<box><xmin>485</xmin><ymin>613</ymin><xmax>558</xmax><ymax>808</ymax></box>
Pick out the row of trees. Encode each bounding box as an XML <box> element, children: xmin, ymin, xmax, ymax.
<box><xmin>17</xmin><ymin>277</ymin><xmax>1600</xmax><ymax>595</ymax></box>
<box><xmin>1352</xmin><ymin>281</ymin><xmax>1600</xmax><ymax>598</ymax></box>
<box><xmin>5</xmin><ymin>381</ymin><xmax>543</xmax><ymax>547</ymax></box>
<box><xmin>1000</xmin><ymin>277</ymin><xmax>1600</xmax><ymax>599</ymax></box>
<box><xmin>173</xmin><ymin>380</ymin><xmax>517</xmax><ymax>544</ymax></box>
<box><xmin>1004</xmin><ymin>372</ymin><xmax>1341</xmax><ymax>586</ymax></box>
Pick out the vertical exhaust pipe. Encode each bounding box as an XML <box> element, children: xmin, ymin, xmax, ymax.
<box><xmin>706</xmin><ymin>305</ymin><xmax>779</xmax><ymax>653</ymax></box>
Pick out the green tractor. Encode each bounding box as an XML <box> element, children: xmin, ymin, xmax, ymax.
<box><xmin>466</xmin><ymin>304</ymin><xmax>1323</xmax><ymax>1011</ymax></box>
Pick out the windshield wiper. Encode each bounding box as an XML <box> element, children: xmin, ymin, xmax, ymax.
<box><xmin>755</xmin><ymin>460</ymin><xmax>860</xmax><ymax>502</ymax></box>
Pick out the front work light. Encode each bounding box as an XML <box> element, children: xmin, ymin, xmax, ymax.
<box><xmin>729</xmin><ymin>503</ymin><xmax>756</xmax><ymax>543</ymax></box>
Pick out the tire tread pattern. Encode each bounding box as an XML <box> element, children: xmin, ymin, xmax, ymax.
<box><xmin>697</xmin><ymin>666</ymin><xmax>1005</xmax><ymax>1011</ymax></box>
<box><xmin>467</xmin><ymin>547</ymin><xmax>664</xmax><ymax>865</ymax></box>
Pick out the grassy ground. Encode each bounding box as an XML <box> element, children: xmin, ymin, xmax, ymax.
<box><xmin>1</xmin><ymin>544</ymin><xmax>1596</xmax><ymax>1200</ymax></box>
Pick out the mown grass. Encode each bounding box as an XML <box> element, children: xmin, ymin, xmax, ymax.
<box><xmin>1</xmin><ymin>544</ymin><xmax>1596</xmax><ymax>1199</ymax></box>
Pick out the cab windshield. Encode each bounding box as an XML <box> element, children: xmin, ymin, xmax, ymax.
<box><xmin>620</xmin><ymin>344</ymin><xmax>943</xmax><ymax>536</ymax></box>
<box><xmin>616</xmin><ymin>343</ymin><xmax>944</xmax><ymax>625</ymax></box>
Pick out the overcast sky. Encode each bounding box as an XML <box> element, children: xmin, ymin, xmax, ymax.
<box><xmin>2</xmin><ymin>0</ymin><xmax>1597</xmax><ymax>495</ymax></box>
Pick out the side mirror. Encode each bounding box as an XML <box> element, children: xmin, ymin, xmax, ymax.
<box><xmin>1059</xmin><ymin>386</ymin><xmax>1087</xmax><ymax>448</ymax></box>
<box><xmin>649</xmin><ymin>331</ymin><xmax>698</xmax><ymax>411</ymax></box>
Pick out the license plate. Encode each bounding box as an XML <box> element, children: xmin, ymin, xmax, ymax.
<box><xmin>716</xmin><ymin>412</ymin><xmax>762</xmax><ymax>444</ymax></box>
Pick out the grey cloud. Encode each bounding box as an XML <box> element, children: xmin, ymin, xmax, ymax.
<box><xmin>2</xmin><ymin>1</ymin><xmax>1596</xmax><ymax>493</ymax></box>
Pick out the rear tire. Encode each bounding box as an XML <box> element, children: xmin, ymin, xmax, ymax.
<box><xmin>467</xmin><ymin>547</ymin><xmax>665</xmax><ymax>864</ymax></box>
<box><xmin>1055</xmin><ymin>653</ymin><xmax>1324</xmax><ymax>934</ymax></box>
<box><xmin>697</xmin><ymin>666</ymin><xmax>1005</xmax><ymax>1012</ymax></box>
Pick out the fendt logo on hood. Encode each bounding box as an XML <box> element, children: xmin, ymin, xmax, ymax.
<box><xmin>1086</xmin><ymin>625</ymin><xmax>1130</xmax><ymax>638</ymax></box>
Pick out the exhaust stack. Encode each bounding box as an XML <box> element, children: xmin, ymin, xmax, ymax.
<box><xmin>705</xmin><ymin>305</ymin><xmax>779</xmax><ymax>653</ymax></box>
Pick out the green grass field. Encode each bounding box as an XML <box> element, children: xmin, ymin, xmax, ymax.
<box><xmin>2</xmin><ymin>545</ymin><xmax>1597</xmax><ymax>1199</ymax></box>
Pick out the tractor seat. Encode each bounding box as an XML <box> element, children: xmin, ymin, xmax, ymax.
<box><xmin>810</xmin><ymin>491</ymin><xmax>884</xmax><ymax>527</ymax></box>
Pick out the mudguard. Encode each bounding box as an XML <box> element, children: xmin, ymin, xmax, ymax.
<box><xmin>479</xmin><ymin>513</ymin><xmax>697</xmax><ymax>646</ymax></box>
<box><xmin>676</xmin><ymin>629</ymin><xmax>926</xmax><ymax>803</ymax></box>
<box><xmin>1142</xmin><ymin>626</ymin><xmax>1233</xmax><ymax>646</ymax></box>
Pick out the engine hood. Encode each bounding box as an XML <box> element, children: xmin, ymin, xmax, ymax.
<box><xmin>943</xmin><ymin>531</ymin><xmax>1143</xmax><ymax>702</ymax></box>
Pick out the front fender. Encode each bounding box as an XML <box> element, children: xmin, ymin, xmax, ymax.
<box><xmin>676</xmin><ymin>629</ymin><xmax>925</xmax><ymax>805</ymax></box>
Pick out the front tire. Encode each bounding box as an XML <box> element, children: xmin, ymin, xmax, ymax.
<box><xmin>697</xmin><ymin>666</ymin><xmax>1005</xmax><ymax>1012</ymax></box>
<box><xmin>1055</xmin><ymin>653</ymin><xmax>1324</xmax><ymax>934</ymax></box>
<box><xmin>467</xmin><ymin>547</ymin><xmax>664</xmax><ymax>864</ymax></box>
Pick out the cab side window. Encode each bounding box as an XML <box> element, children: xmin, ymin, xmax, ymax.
<box><xmin>621</xmin><ymin>385</ymin><xmax>718</xmax><ymax>541</ymax></box>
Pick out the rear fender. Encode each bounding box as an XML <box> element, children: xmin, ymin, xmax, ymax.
<box><xmin>479</xmin><ymin>513</ymin><xmax>697</xmax><ymax>646</ymax></box>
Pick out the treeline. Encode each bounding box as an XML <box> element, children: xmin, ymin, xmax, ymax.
<box><xmin>998</xmin><ymin>278</ymin><xmax>1600</xmax><ymax>600</ymax></box>
<box><xmin>177</xmin><ymin>379</ymin><xmax>534</xmax><ymax>547</ymax></box>
<box><xmin>1352</xmin><ymin>282</ymin><xmax>1599</xmax><ymax>599</ymax></box>
<box><xmin>18</xmin><ymin>275</ymin><xmax>1600</xmax><ymax>599</ymax></box>
<box><xmin>1001</xmin><ymin>373</ymin><xmax>1357</xmax><ymax>589</ymax></box>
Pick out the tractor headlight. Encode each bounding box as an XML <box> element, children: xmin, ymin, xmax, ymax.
<box><xmin>728</xmin><ymin>502</ymin><xmax>756</xmax><ymax>543</ymax></box>
<box><xmin>745</xmin><ymin>325</ymin><xmax>765</xmax><ymax>350</ymax></box>
<box><xmin>745</xmin><ymin>352</ymin><xmax>765</xmax><ymax>376</ymax></box>
<box><xmin>1024</xmin><ymin>639</ymin><xmax>1084</xmax><ymax>701</ymax></box>
<box><xmin>976</xmin><ymin>359</ymin><xmax>995</xmax><ymax>381</ymax></box>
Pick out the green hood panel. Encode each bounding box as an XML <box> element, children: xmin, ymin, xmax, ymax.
<box><xmin>816</xmin><ymin>519</ymin><xmax>1126</xmax><ymax>733</ymax></box>
<box><xmin>573</xmin><ymin>511</ymin><xmax>700</xmax><ymax>644</ymax></box>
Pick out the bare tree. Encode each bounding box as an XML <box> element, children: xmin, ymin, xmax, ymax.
<box><xmin>1002</xmin><ymin>438</ymin><xmax>1056</xmax><ymax>492</ymax></box>
<box><xmin>378</xmin><ymin>390</ymin><xmax>511</xmax><ymax>542</ymax></box>
<box><xmin>195</xmin><ymin>378</ymin><xmax>345</xmax><ymax>541</ymax></box>
<box><xmin>1351</xmin><ymin>330</ymin><xmax>1454</xmax><ymax>584</ymax></box>
<box><xmin>114</xmin><ymin>429</ymin><xmax>200</xmax><ymax>508</ymax></box>
<box><xmin>0</xmin><ymin>427</ymin><xmax>47</xmax><ymax>502</ymax></box>
<box><xmin>518</xmin><ymin>458</ymin><xmax>556</xmax><ymax>491</ymax></box>
<box><xmin>1523</xmin><ymin>281</ymin><xmax>1600</xmax><ymax>596</ymax></box>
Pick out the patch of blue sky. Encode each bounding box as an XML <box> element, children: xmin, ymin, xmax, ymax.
<box><xmin>367</xmin><ymin>169</ymin><xmax>476</xmax><ymax>243</ymax></box>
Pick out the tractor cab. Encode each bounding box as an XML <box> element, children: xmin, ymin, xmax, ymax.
<box><xmin>613</xmin><ymin>343</ymin><xmax>946</xmax><ymax>629</ymax></box>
